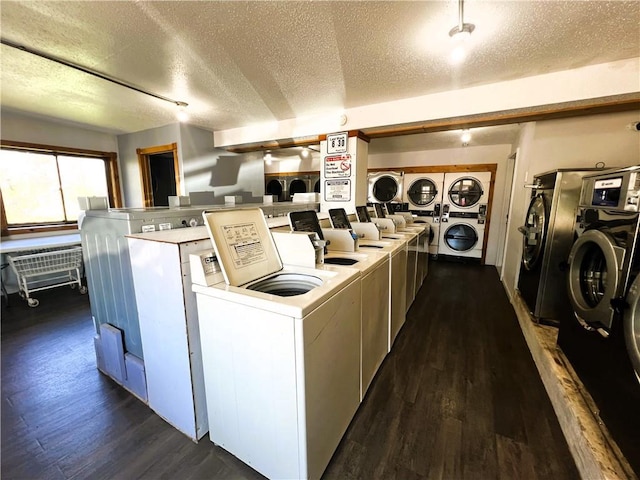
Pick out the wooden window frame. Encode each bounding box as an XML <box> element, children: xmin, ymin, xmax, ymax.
<box><xmin>0</xmin><ymin>140</ymin><xmax>122</xmax><ymax>236</ymax></box>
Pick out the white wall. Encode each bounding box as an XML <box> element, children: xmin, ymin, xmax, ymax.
<box><xmin>501</xmin><ymin>110</ymin><xmax>640</xmax><ymax>300</ymax></box>
<box><xmin>368</xmin><ymin>144</ymin><xmax>515</xmax><ymax>266</ymax></box>
<box><xmin>1</xmin><ymin>110</ymin><xmax>118</xmax><ymax>152</ymax></box>
<box><xmin>264</xmin><ymin>151</ymin><xmax>321</xmax><ymax>174</ymax></box>
<box><xmin>116</xmin><ymin>123</ymin><xmax>181</xmax><ymax>207</ymax></box>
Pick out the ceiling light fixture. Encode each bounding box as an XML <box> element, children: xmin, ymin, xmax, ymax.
<box><xmin>1</xmin><ymin>37</ymin><xmax>189</xmax><ymax>108</ymax></box>
<box><xmin>448</xmin><ymin>0</ymin><xmax>475</xmax><ymax>64</ymax></box>
<box><xmin>263</xmin><ymin>151</ymin><xmax>273</xmax><ymax>165</ymax></box>
<box><xmin>461</xmin><ymin>129</ymin><xmax>471</xmax><ymax>146</ymax></box>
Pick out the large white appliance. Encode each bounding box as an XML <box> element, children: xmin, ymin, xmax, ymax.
<box><xmin>560</xmin><ymin>166</ymin><xmax>640</xmax><ymax>477</ymax></box>
<box><xmin>367</xmin><ymin>171</ymin><xmax>404</xmax><ymax>203</ymax></box>
<box><xmin>352</xmin><ymin>206</ymin><xmax>411</xmax><ymax>349</ymax></box>
<box><xmin>127</xmin><ymin>227</ymin><xmax>212</xmax><ymax>441</ymax></box>
<box><xmin>404</xmin><ymin>172</ymin><xmax>444</xmax><ymax>256</ymax></box>
<box><xmin>437</xmin><ymin>215</ymin><xmax>485</xmax><ymax>260</ymax></box>
<box><xmin>286</xmin><ymin>209</ymin><xmax>390</xmax><ymax>400</ymax></box>
<box><xmin>370</xmin><ymin>203</ymin><xmax>420</xmax><ymax>307</ymax></box>
<box><xmin>442</xmin><ymin>171</ymin><xmax>491</xmax><ymax>213</ymax></box>
<box><xmin>193</xmin><ymin>208</ymin><xmax>362</xmax><ymax>480</ymax></box>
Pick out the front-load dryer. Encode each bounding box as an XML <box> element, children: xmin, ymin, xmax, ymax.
<box><xmin>560</xmin><ymin>166</ymin><xmax>640</xmax><ymax>478</ymax></box>
<box><xmin>194</xmin><ymin>208</ymin><xmax>362</xmax><ymax>480</ymax></box>
<box><xmin>367</xmin><ymin>171</ymin><xmax>404</xmax><ymax>203</ymax></box>
<box><xmin>442</xmin><ymin>171</ymin><xmax>491</xmax><ymax>213</ymax></box>
<box><xmin>265</xmin><ymin>176</ymin><xmax>287</xmax><ymax>202</ymax></box>
<box><xmin>437</xmin><ymin>212</ymin><xmax>484</xmax><ymax>260</ymax></box>
<box><xmin>403</xmin><ymin>172</ymin><xmax>444</xmax><ymax>215</ymax></box>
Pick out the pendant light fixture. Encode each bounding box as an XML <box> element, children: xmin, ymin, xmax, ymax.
<box><xmin>448</xmin><ymin>0</ymin><xmax>475</xmax><ymax>64</ymax></box>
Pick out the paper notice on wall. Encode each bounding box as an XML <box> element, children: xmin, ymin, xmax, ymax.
<box><xmin>324</xmin><ymin>179</ymin><xmax>351</xmax><ymax>202</ymax></box>
<box><xmin>221</xmin><ymin>222</ymin><xmax>267</xmax><ymax>268</ymax></box>
<box><xmin>324</xmin><ymin>154</ymin><xmax>352</xmax><ymax>178</ymax></box>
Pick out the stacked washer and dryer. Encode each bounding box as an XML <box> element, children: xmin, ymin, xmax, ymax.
<box><xmin>438</xmin><ymin>172</ymin><xmax>491</xmax><ymax>260</ymax></box>
<box><xmin>370</xmin><ymin>170</ymin><xmax>492</xmax><ymax>261</ymax></box>
<box><xmin>559</xmin><ymin>165</ymin><xmax>640</xmax><ymax>478</ymax></box>
<box><xmin>403</xmin><ymin>173</ymin><xmax>444</xmax><ymax>256</ymax></box>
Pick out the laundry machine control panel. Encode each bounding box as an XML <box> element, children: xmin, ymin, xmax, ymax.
<box><xmin>582</xmin><ymin>168</ymin><xmax>640</xmax><ymax>211</ymax></box>
<box><xmin>441</xmin><ymin>204</ymin><xmax>450</xmax><ymax>222</ymax></box>
<box><xmin>478</xmin><ymin>204</ymin><xmax>487</xmax><ymax>224</ymax></box>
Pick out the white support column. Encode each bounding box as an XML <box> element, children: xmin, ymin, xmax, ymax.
<box><xmin>319</xmin><ymin>131</ymin><xmax>370</xmax><ymax>214</ymax></box>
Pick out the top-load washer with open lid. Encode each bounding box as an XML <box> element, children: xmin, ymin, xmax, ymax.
<box><xmin>193</xmin><ymin>208</ymin><xmax>362</xmax><ymax>480</ymax></box>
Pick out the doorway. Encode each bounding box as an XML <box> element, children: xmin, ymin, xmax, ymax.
<box><xmin>136</xmin><ymin>143</ymin><xmax>180</xmax><ymax>207</ymax></box>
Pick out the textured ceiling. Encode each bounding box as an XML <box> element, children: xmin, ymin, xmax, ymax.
<box><xmin>1</xmin><ymin>1</ymin><xmax>639</xmax><ymax>139</ymax></box>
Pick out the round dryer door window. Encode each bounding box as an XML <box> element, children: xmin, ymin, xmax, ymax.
<box><xmin>521</xmin><ymin>194</ymin><xmax>548</xmax><ymax>271</ymax></box>
<box><xmin>407</xmin><ymin>179</ymin><xmax>437</xmax><ymax>207</ymax></box>
<box><xmin>266</xmin><ymin>179</ymin><xmax>283</xmax><ymax>200</ymax></box>
<box><xmin>289</xmin><ymin>179</ymin><xmax>308</xmax><ymax>196</ymax></box>
<box><xmin>449</xmin><ymin>178</ymin><xmax>483</xmax><ymax>208</ymax></box>
<box><xmin>567</xmin><ymin>229</ymin><xmax>623</xmax><ymax>329</ymax></box>
<box><xmin>444</xmin><ymin>224</ymin><xmax>478</xmax><ymax>252</ymax></box>
<box><xmin>373</xmin><ymin>176</ymin><xmax>400</xmax><ymax>203</ymax></box>
<box><xmin>314</xmin><ymin>179</ymin><xmax>321</xmax><ymax>193</ymax></box>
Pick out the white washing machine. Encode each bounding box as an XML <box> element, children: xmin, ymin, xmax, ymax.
<box><xmin>357</xmin><ymin>237</ymin><xmax>408</xmax><ymax>352</ymax></box>
<box><xmin>442</xmin><ymin>171</ymin><xmax>491</xmax><ymax>213</ymax></box>
<box><xmin>367</xmin><ymin>171</ymin><xmax>404</xmax><ymax>203</ymax></box>
<box><xmin>193</xmin><ymin>208</ymin><xmax>362</xmax><ymax>480</ymax></box>
<box><xmin>286</xmin><ymin>210</ymin><xmax>390</xmax><ymax>400</ymax></box>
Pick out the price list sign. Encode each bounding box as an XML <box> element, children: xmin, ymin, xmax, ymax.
<box><xmin>326</xmin><ymin>132</ymin><xmax>348</xmax><ymax>154</ymax></box>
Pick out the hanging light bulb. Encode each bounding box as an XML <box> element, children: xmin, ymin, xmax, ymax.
<box><xmin>461</xmin><ymin>129</ymin><xmax>471</xmax><ymax>143</ymax></box>
<box><xmin>300</xmin><ymin>147</ymin><xmax>311</xmax><ymax>159</ymax></box>
<box><xmin>448</xmin><ymin>0</ymin><xmax>475</xmax><ymax>65</ymax></box>
<box><xmin>176</xmin><ymin>102</ymin><xmax>189</xmax><ymax>122</ymax></box>
<box><xmin>264</xmin><ymin>151</ymin><xmax>273</xmax><ymax>165</ymax></box>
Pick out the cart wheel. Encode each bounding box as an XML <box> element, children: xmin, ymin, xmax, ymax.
<box><xmin>70</xmin><ymin>283</ymin><xmax>76</xmax><ymax>289</ymax></box>
<box><xmin>79</xmin><ymin>286</ymin><xmax>88</xmax><ymax>294</ymax></box>
<box><xmin>27</xmin><ymin>298</ymin><xmax>40</xmax><ymax>308</ymax></box>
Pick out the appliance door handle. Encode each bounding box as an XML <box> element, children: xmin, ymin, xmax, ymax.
<box><xmin>518</xmin><ymin>226</ymin><xmax>529</xmax><ymax>236</ymax></box>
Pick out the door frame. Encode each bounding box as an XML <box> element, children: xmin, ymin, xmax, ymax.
<box><xmin>136</xmin><ymin>143</ymin><xmax>180</xmax><ymax>207</ymax></box>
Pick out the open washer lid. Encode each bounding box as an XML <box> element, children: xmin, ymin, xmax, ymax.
<box><xmin>203</xmin><ymin>208</ymin><xmax>283</xmax><ymax>286</ymax></box>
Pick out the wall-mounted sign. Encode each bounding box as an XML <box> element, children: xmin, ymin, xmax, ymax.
<box><xmin>324</xmin><ymin>154</ymin><xmax>352</xmax><ymax>179</ymax></box>
<box><xmin>324</xmin><ymin>179</ymin><xmax>351</xmax><ymax>202</ymax></box>
<box><xmin>326</xmin><ymin>132</ymin><xmax>348</xmax><ymax>154</ymax></box>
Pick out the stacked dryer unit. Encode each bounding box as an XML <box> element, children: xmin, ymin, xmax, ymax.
<box><xmin>560</xmin><ymin>165</ymin><xmax>640</xmax><ymax>478</ymax></box>
<box><xmin>403</xmin><ymin>172</ymin><xmax>444</xmax><ymax>256</ymax></box>
<box><xmin>438</xmin><ymin>172</ymin><xmax>491</xmax><ymax>260</ymax></box>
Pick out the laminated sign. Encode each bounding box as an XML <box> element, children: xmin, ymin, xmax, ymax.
<box><xmin>324</xmin><ymin>154</ymin><xmax>352</xmax><ymax>179</ymax></box>
<box><xmin>325</xmin><ymin>179</ymin><xmax>351</xmax><ymax>202</ymax></box>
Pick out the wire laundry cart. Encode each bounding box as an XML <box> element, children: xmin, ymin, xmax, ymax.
<box><xmin>7</xmin><ymin>246</ymin><xmax>87</xmax><ymax>307</ymax></box>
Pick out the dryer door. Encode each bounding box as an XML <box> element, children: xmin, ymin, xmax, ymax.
<box><xmin>407</xmin><ymin>178</ymin><xmax>438</xmax><ymax>208</ymax></box>
<box><xmin>448</xmin><ymin>177</ymin><xmax>483</xmax><ymax>208</ymax></box>
<box><xmin>567</xmin><ymin>229</ymin><xmax>626</xmax><ymax>330</ymax></box>
<box><xmin>370</xmin><ymin>174</ymin><xmax>401</xmax><ymax>203</ymax></box>
<box><xmin>443</xmin><ymin>223</ymin><xmax>478</xmax><ymax>252</ymax></box>
<box><xmin>520</xmin><ymin>194</ymin><xmax>548</xmax><ymax>271</ymax></box>
<box><xmin>625</xmin><ymin>275</ymin><xmax>640</xmax><ymax>378</ymax></box>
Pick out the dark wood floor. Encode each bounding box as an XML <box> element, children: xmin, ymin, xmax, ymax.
<box><xmin>1</xmin><ymin>261</ymin><xmax>579</xmax><ymax>480</ymax></box>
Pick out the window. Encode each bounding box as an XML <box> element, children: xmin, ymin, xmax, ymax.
<box><xmin>0</xmin><ymin>141</ymin><xmax>121</xmax><ymax>235</ymax></box>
